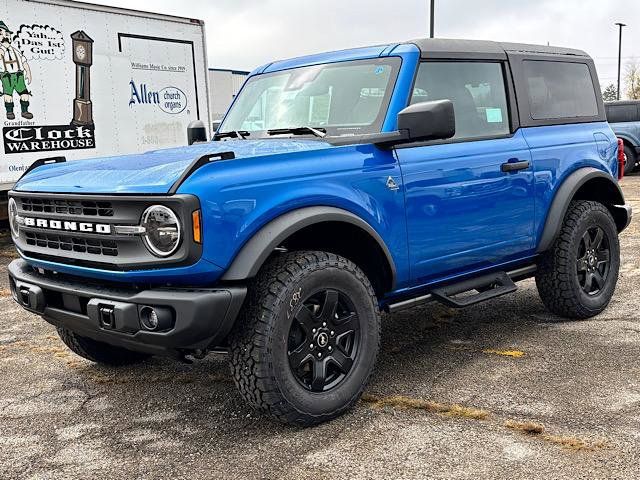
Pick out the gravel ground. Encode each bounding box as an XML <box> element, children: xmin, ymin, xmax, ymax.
<box><xmin>2</xmin><ymin>177</ymin><xmax>640</xmax><ymax>479</ymax></box>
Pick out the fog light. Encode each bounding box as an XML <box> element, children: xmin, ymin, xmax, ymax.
<box><xmin>139</xmin><ymin>306</ymin><xmax>173</xmax><ymax>331</ymax></box>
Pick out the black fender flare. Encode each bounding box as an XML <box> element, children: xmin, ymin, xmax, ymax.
<box><xmin>537</xmin><ymin>167</ymin><xmax>630</xmax><ymax>253</ymax></box>
<box><xmin>221</xmin><ymin>206</ymin><xmax>397</xmax><ymax>287</ymax></box>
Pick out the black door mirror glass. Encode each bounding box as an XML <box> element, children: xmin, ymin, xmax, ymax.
<box><xmin>397</xmin><ymin>100</ymin><xmax>456</xmax><ymax>142</ymax></box>
<box><xmin>187</xmin><ymin>120</ymin><xmax>208</xmax><ymax>145</ymax></box>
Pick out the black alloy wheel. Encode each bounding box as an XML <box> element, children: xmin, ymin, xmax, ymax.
<box><xmin>287</xmin><ymin>289</ymin><xmax>360</xmax><ymax>392</ymax></box>
<box><xmin>576</xmin><ymin>226</ymin><xmax>611</xmax><ymax>296</ymax></box>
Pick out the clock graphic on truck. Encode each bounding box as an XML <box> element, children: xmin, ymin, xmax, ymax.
<box><xmin>75</xmin><ymin>44</ymin><xmax>86</xmax><ymax>61</ymax></box>
<box><xmin>70</xmin><ymin>30</ymin><xmax>94</xmax><ymax>126</ymax></box>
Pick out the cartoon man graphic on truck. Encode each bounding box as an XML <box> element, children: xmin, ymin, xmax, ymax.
<box><xmin>0</xmin><ymin>21</ymin><xmax>34</xmax><ymax>120</ymax></box>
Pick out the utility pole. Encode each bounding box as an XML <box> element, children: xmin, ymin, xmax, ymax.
<box><xmin>615</xmin><ymin>22</ymin><xmax>626</xmax><ymax>100</ymax></box>
<box><xmin>430</xmin><ymin>0</ymin><xmax>435</xmax><ymax>38</ymax></box>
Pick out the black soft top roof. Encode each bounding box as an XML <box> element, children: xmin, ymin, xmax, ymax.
<box><xmin>406</xmin><ymin>38</ymin><xmax>589</xmax><ymax>60</ymax></box>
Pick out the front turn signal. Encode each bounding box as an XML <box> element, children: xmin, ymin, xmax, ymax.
<box><xmin>192</xmin><ymin>210</ymin><xmax>202</xmax><ymax>244</ymax></box>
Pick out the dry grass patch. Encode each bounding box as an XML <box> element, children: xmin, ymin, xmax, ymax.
<box><xmin>483</xmin><ymin>349</ymin><xmax>525</xmax><ymax>358</ymax></box>
<box><xmin>0</xmin><ymin>288</ymin><xmax>12</xmax><ymax>297</ymax></box>
<box><xmin>542</xmin><ymin>435</ymin><xmax>607</xmax><ymax>452</ymax></box>
<box><xmin>0</xmin><ymin>248</ymin><xmax>19</xmax><ymax>259</ymax></box>
<box><xmin>361</xmin><ymin>394</ymin><xmax>490</xmax><ymax>420</ymax></box>
<box><xmin>10</xmin><ymin>339</ymin><xmax>80</xmax><ymax>364</ymax></box>
<box><xmin>505</xmin><ymin>419</ymin><xmax>607</xmax><ymax>451</ymax></box>
<box><xmin>505</xmin><ymin>419</ymin><xmax>545</xmax><ymax>435</ymax></box>
<box><xmin>27</xmin><ymin>344</ymin><xmax>72</xmax><ymax>357</ymax></box>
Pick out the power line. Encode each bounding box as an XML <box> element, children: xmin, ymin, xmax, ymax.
<box><xmin>615</xmin><ymin>22</ymin><xmax>626</xmax><ymax>101</ymax></box>
<box><xmin>429</xmin><ymin>0</ymin><xmax>435</xmax><ymax>38</ymax></box>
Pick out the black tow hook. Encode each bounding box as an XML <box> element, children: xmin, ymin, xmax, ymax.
<box><xmin>19</xmin><ymin>287</ymin><xmax>31</xmax><ymax>307</ymax></box>
<box><xmin>13</xmin><ymin>283</ymin><xmax>46</xmax><ymax>312</ymax></box>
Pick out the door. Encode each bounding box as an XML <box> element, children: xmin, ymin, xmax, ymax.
<box><xmin>395</xmin><ymin>61</ymin><xmax>535</xmax><ymax>284</ymax></box>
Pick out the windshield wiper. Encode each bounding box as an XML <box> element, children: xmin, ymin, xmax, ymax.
<box><xmin>213</xmin><ymin>130</ymin><xmax>250</xmax><ymax>140</ymax></box>
<box><xmin>266</xmin><ymin>126</ymin><xmax>327</xmax><ymax>138</ymax></box>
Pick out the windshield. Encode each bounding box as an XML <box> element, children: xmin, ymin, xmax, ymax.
<box><xmin>219</xmin><ymin>58</ymin><xmax>401</xmax><ymax>138</ymax></box>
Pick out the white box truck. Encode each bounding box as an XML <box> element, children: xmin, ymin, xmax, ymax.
<box><xmin>0</xmin><ymin>0</ymin><xmax>211</xmax><ymax>217</ymax></box>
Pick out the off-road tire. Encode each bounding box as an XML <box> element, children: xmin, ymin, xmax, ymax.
<box><xmin>624</xmin><ymin>145</ymin><xmax>637</xmax><ymax>175</ymax></box>
<box><xmin>536</xmin><ymin>200</ymin><xmax>620</xmax><ymax>319</ymax></box>
<box><xmin>229</xmin><ymin>251</ymin><xmax>380</xmax><ymax>426</ymax></box>
<box><xmin>57</xmin><ymin>327</ymin><xmax>151</xmax><ymax>366</ymax></box>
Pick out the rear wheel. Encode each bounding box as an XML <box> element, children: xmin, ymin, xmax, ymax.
<box><xmin>57</xmin><ymin>327</ymin><xmax>151</xmax><ymax>366</ymax></box>
<box><xmin>536</xmin><ymin>200</ymin><xmax>620</xmax><ymax>319</ymax></box>
<box><xmin>624</xmin><ymin>145</ymin><xmax>637</xmax><ymax>175</ymax></box>
<box><xmin>229</xmin><ymin>251</ymin><xmax>380</xmax><ymax>426</ymax></box>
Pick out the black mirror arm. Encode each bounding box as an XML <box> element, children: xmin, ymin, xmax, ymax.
<box><xmin>372</xmin><ymin>130</ymin><xmax>411</xmax><ymax>148</ymax></box>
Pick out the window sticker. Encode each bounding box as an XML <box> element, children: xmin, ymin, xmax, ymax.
<box><xmin>486</xmin><ymin>108</ymin><xmax>503</xmax><ymax>123</ymax></box>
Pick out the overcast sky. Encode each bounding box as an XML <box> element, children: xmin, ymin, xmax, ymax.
<box><xmin>87</xmin><ymin>0</ymin><xmax>640</xmax><ymax>95</ymax></box>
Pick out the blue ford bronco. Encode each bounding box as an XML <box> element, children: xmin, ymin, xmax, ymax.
<box><xmin>7</xmin><ymin>39</ymin><xmax>632</xmax><ymax>426</ymax></box>
<box><xmin>605</xmin><ymin>100</ymin><xmax>640</xmax><ymax>175</ymax></box>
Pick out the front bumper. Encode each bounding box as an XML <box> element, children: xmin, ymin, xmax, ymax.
<box><xmin>616</xmin><ymin>204</ymin><xmax>633</xmax><ymax>232</ymax></box>
<box><xmin>8</xmin><ymin>259</ymin><xmax>246</xmax><ymax>357</ymax></box>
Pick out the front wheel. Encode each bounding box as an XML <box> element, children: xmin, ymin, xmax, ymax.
<box><xmin>536</xmin><ymin>200</ymin><xmax>620</xmax><ymax>319</ymax></box>
<box><xmin>229</xmin><ymin>251</ymin><xmax>380</xmax><ymax>426</ymax></box>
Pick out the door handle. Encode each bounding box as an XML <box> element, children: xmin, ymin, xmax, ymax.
<box><xmin>500</xmin><ymin>159</ymin><xmax>530</xmax><ymax>173</ymax></box>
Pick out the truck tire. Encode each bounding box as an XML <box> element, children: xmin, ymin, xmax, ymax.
<box><xmin>229</xmin><ymin>251</ymin><xmax>380</xmax><ymax>426</ymax></box>
<box><xmin>56</xmin><ymin>327</ymin><xmax>151</xmax><ymax>366</ymax></box>
<box><xmin>536</xmin><ymin>200</ymin><xmax>620</xmax><ymax>319</ymax></box>
<box><xmin>624</xmin><ymin>145</ymin><xmax>637</xmax><ymax>175</ymax></box>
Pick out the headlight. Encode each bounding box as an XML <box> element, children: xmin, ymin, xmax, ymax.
<box><xmin>141</xmin><ymin>205</ymin><xmax>182</xmax><ymax>257</ymax></box>
<box><xmin>8</xmin><ymin>198</ymin><xmax>19</xmax><ymax>238</ymax></box>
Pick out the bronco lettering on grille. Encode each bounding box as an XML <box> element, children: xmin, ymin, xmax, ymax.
<box><xmin>22</xmin><ymin>217</ymin><xmax>111</xmax><ymax>234</ymax></box>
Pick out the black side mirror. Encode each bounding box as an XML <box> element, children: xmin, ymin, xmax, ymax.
<box><xmin>397</xmin><ymin>100</ymin><xmax>455</xmax><ymax>142</ymax></box>
<box><xmin>187</xmin><ymin>120</ymin><xmax>208</xmax><ymax>145</ymax></box>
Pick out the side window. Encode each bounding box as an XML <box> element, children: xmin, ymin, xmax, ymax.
<box><xmin>410</xmin><ymin>62</ymin><xmax>510</xmax><ymax>140</ymax></box>
<box><xmin>523</xmin><ymin>61</ymin><xmax>599</xmax><ymax>120</ymax></box>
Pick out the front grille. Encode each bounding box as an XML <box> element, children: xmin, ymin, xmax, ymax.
<box><xmin>25</xmin><ymin>231</ymin><xmax>119</xmax><ymax>256</ymax></box>
<box><xmin>10</xmin><ymin>192</ymin><xmax>200</xmax><ymax>271</ymax></box>
<box><xmin>21</xmin><ymin>197</ymin><xmax>114</xmax><ymax>217</ymax></box>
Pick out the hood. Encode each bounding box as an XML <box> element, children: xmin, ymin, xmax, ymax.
<box><xmin>14</xmin><ymin>139</ymin><xmax>333</xmax><ymax>194</ymax></box>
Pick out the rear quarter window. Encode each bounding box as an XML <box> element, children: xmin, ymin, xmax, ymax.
<box><xmin>523</xmin><ymin>61</ymin><xmax>599</xmax><ymax>120</ymax></box>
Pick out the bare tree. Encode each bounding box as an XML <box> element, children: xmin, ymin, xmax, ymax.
<box><xmin>625</xmin><ymin>61</ymin><xmax>640</xmax><ymax>100</ymax></box>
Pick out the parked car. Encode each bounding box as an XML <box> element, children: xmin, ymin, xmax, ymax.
<box><xmin>8</xmin><ymin>39</ymin><xmax>631</xmax><ymax>426</ymax></box>
<box><xmin>605</xmin><ymin>100</ymin><xmax>640</xmax><ymax>175</ymax></box>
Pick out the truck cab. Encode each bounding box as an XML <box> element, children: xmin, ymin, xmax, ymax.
<box><xmin>8</xmin><ymin>39</ymin><xmax>631</xmax><ymax>426</ymax></box>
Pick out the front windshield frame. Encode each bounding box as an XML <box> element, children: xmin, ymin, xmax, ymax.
<box><xmin>219</xmin><ymin>57</ymin><xmax>402</xmax><ymax>139</ymax></box>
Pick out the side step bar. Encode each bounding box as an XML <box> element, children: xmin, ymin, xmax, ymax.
<box><xmin>430</xmin><ymin>272</ymin><xmax>516</xmax><ymax>308</ymax></box>
<box><xmin>385</xmin><ymin>265</ymin><xmax>537</xmax><ymax>313</ymax></box>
